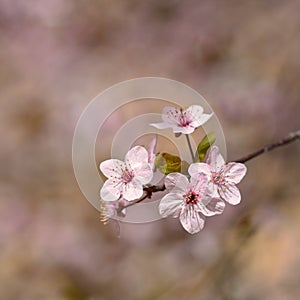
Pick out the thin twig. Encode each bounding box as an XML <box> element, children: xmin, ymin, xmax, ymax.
<box><xmin>143</xmin><ymin>184</ymin><xmax>166</xmax><ymax>194</ymax></box>
<box><xmin>117</xmin><ymin>184</ymin><xmax>166</xmax><ymax>212</ymax></box>
<box><xmin>117</xmin><ymin>193</ymin><xmax>149</xmax><ymax>213</ymax></box>
<box><xmin>235</xmin><ymin>130</ymin><xmax>300</xmax><ymax>163</ymax></box>
<box><xmin>119</xmin><ymin>130</ymin><xmax>299</xmax><ymax>210</ymax></box>
<box><xmin>185</xmin><ymin>134</ymin><xmax>195</xmax><ymax>162</ymax></box>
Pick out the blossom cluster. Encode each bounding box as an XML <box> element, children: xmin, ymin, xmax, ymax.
<box><xmin>99</xmin><ymin>105</ymin><xmax>247</xmax><ymax>234</ymax></box>
<box><xmin>159</xmin><ymin>146</ymin><xmax>246</xmax><ymax>233</ymax></box>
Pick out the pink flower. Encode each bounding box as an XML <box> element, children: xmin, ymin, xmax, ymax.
<box><xmin>189</xmin><ymin>146</ymin><xmax>247</xmax><ymax>205</ymax></box>
<box><xmin>159</xmin><ymin>172</ymin><xmax>225</xmax><ymax>234</ymax></box>
<box><xmin>150</xmin><ymin>105</ymin><xmax>213</xmax><ymax>134</ymax></box>
<box><xmin>100</xmin><ymin>198</ymin><xmax>127</xmax><ymax>224</ymax></box>
<box><xmin>100</xmin><ymin>146</ymin><xmax>153</xmax><ymax>201</ymax></box>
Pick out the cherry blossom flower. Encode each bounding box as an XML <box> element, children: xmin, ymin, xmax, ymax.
<box><xmin>150</xmin><ymin>105</ymin><xmax>213</xmax><ymax>134</ymax></box>
<box><xmin>189</xmin><ymin>146</ymin><xmax>247</xmax><ymax>205</ymax></box>
<box><xmin>100</xmin><ymin>146</ymin><xmax>153</xmax><ymax>201</ymax></box>
<box><xmin>159</xmin><ymin>171</ymin><xmax>225</xmax><ymax>234</ymax></box>
<box><xmin>147</xmin><ymin>135</ymin><xmax>157</xmax><ymax>170</ymax></box>
<box><xmin>100</xmin><ymin>198</ymin><xmax>127</xmax><ymax>224</ymax></box>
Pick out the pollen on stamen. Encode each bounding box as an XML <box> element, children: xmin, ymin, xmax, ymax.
<box><xmin>100</xmin><ymin>201</ymin><xmax>110</xmax><ymax>224</ymax></box>
<box><xmin>212</xmin><ymin>172</ymin><xmax>227</xmax><ymax>186</ymax></box>
<box><xmin>121</xmin><ymin>169</ymin><xmax>134</xmax><ymax>183</ymax></box>
<box><xmin>185</xmin><ymin>191</ymin><xmax>199</xmax><ymax>205</ymax></box>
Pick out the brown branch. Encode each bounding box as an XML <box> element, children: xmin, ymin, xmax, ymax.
<box><xmin>235</xmin><ymin>130</ymin><xmax>300</xmax><ymax>163</ymax></box>
<box><xmin>143</xmin><ymin>184</ymin><xmax>166</xmax><ymax>194</ymax></box>
<box><xmin>119</xmin><ymin>130</ymin><xmax>299</xmax><ymax>211</ymax></box>
<box><xmin>117</xmin><ymin>184</ymin><xmax>166</xmax><ymax>213</ymax></box>
<box><xmin>117</xmin><ymin>193</ymin><xmax>149</xmax><ymax>213</ymax></box>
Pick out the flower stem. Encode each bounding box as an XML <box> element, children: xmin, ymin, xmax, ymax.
<box><xmin>185</xmin><ymin>134</ymin><xmax>195</xmax><ymax>162</ymax></box>
<box><xmin>235</xmin><ymin>130</ymin><xmax>300</xmax><ymax>163</ymax></box>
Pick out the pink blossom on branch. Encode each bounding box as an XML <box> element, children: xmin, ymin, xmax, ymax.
<box><xmin>189</xmin><ymin>145</ymin><xmax>247</xmax><ymax>205</ymax></box>
<box><xmin>150</xmin><ymin>105</ymin><xmax>213</xmax><ymax>134</ymax></box>
<box><xmin>100</xmin><ymin>146</ymin><xmax>153</xmax><ymax>201</ymax></box>
<box><xmin>100</xmin><ymin>198</ymin><xmax>127</xmax><ymax>224</ymax></box>
<box><xmin>159</xmin><ymin>172</ymin><xmax>225</xmax><ymax>234</ymax></box>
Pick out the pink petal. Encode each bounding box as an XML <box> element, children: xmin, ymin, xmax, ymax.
<box><xmin>223</xmin><ymin>162</ymin><xmax>247</xmax><ymax>184</ymax></box>
<box><xmin>133</xmin><ymin>163</ymin><xmax>152</xmax><ymax>184</ymax></box>
<box><xmin>219</xmin><ymin>183</ymin><xmax>241</xmax><ymax>205</ymax></box>
<box><xmin>153</xmin><ymin>123</ymin><xmax>195</xmax><ymax>134</ymax></box>
<box><xmin>207</xmin><ymin>182</ymin><xmax>219</xmax><ymax>197</ymax></box>
<box><xmin>190</xmin><ymin>113</ymin><xmax>213</xmax><ymax>128</ymax></box>
<box><xmin>100</xmin><ymin>159</ymin><xmax>124</xmax><ymax>179</ymax></box>
<box><xmin>159</xmin><ymin>193</ymin><xmax>183</xmax><ymax>218</ymax></box>
<box><xmin>162</xmin><ymin>106</ymin><xmax>181</xmax><ymax>125</ymax></box>
<box><xmin>126</xmin><ymin>146</ymin><xmax>148</xmax><ymax>166</ymax></box>
<box><xmin>150</xmin><ymin>122</ymin><xmax>172</xmax><ymax>129</ymax></box>
<box><xmin>199</xmin><ymin>197</ymin><xmax>225</xmax><ymax>216</ymax></box>
<box><xmin>134</xmin><ymin>163</ymin><xmax>153</xmax><ymax>184</ymax></box>
<box><xmin>125</xmin><ymin>146</ymin><xmax>153</xmax><ymax>183</ymax></box>
<box><xmin>179</xmin><ymin>206</ymin><xmax>205</xmax><ymax>234</ymax></box>
<box><xmin>206</xmin><ymin>145</ymin><xmax>225</xmax><ymax>171</ymax></box>
<box><xmin>187</xmin><ymin>104</ymin><xmax>213</xmax><ymax>128</ymax></box>
<box><xmin>188</xmin><ymin>162</ymin><xmax>212</xmax><ymax>178</ymax></box>
<box><xmin>171</xmin><ymin>125</ymin><xmax>195</xmax><ymax>134</ymax></box>
<box><xmin>190</xmin><ymin>173</ymin><xmax>208</xmax><ymax>196</ymax></box>
<box><xmin>185</xmin><ymin>105</ymin><xmax>204</xmax><ymax>117</ymax></box>
<box><xmin>164</xmin><ymin>172</ymin><xmax>189</xmax><ymax>193</ymax></box>
<box><xmin>100</xmin><ymin>179</ymin><xmax>121</xmax><ymax>201</ymax></box>
<box><xmin>122</xmin><ymin>180</ymin><xmax>143</xmax><ymax>201</ymax></box>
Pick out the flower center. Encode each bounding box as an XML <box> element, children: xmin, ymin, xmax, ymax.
<box><xmin>211</xmin><ymin>172</ymin><xmax>225</xmax><ymax>186</ymax></box>
<box><xmin>185</xmin><ymin>191</ymin><xmax>199</xmax><ymax>205</ymax></box>
<box><xmin>121</xmin><ymin>169</ymin><xmax>134</xmax><ymax>183</ymax></box>
<box><xmin>179</xmin><ymin>110</ymin><xmax>191</xmax><ymax>127</ymax></box>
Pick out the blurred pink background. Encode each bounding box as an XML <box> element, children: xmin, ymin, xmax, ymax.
<box><xmin>0</xmin><ymin>1</ymin><xmax>300</xmax><ymax>299</ymax></box>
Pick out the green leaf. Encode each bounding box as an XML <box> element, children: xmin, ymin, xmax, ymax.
<box><xmin>155</xmin><ymin>152</ymin><xmax>189</xmax><ymax>175</ymax></box>
<box><xmin>195</xmin><ymin>132</ymin><xmax>216</xmax><ymax>162</ymax></box>
<box><xmin>180</xmin><ymin>160</ymin><xmax>189</xmax><ymax>175</ymax></box>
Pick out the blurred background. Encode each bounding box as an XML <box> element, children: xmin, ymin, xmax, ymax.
<box><xmin>0</xmin><ymin>0</ymin><xmax>300</xmax><ymax>299</ymax></box>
